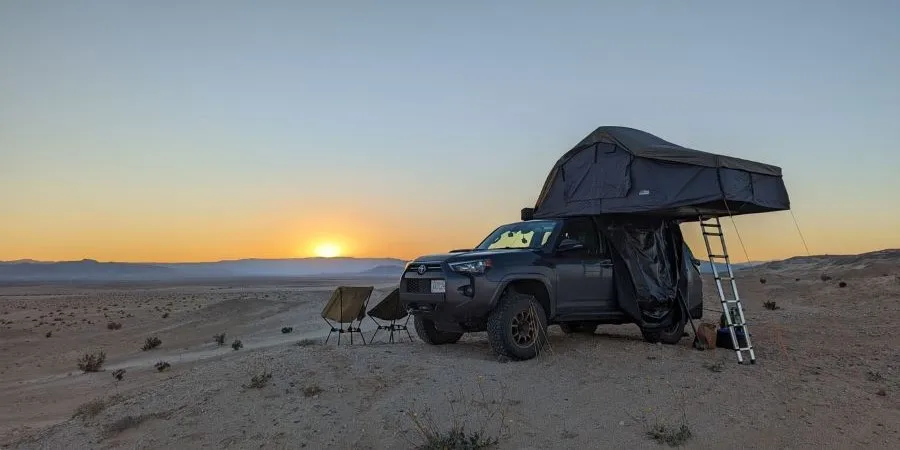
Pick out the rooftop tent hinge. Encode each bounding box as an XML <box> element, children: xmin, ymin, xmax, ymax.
<box><xmin>699</xmin><ymin>215</ymin><xmax>756</xmax><ymax>365</ymax></box>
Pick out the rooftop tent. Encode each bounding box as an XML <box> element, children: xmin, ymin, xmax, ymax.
<box><xmin>531</xmin><ymin>126</ymin><xmax>790</xmax><ymax>220</ymax></box>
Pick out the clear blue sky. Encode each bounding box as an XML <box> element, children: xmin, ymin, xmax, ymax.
<box><xmin>1</xmin><ymin>0</ymin><xmax>898</xmax><ymax>261</ymax></box>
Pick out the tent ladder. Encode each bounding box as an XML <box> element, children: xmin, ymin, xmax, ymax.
<box><xmin>699</xmin><ymin>215</ymin><xmax>756</xmax><ymax>364</ymax></box>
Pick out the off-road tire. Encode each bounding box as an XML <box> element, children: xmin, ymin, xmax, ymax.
<box><xmin>486</xmin><ymin>290</ymin><xmax>548</xmax><ymax>360</ymax></box>
<box><xmin>640</xmin><ymin>314</ymin><xmax>687</xmax><ymax>345</ymax></box>
<box><xmin>559</xmin><ymin>321</ymin><xmax>598</xmax><ymax>334</ymax></box>
<box><xmin>413</xmin><ymin>316</ymin><xmax>463</xmax><ymax>345</ymax></box>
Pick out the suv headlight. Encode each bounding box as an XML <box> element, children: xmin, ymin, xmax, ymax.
<box><xmin>449</xmin><ymin>259</ymin><xmax>491</xmax><ymax>274</ymax></box>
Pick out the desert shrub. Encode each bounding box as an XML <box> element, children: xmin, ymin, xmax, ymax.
<box><xmin>647</xmin><ymin>422</ymin><xmax>693</xmax><ymax>447</ymax></box>
<box><xmin>45</xmin><ymin>331</ymin><xmax>52</xmax><ymax>338</ymax></box>
<box><xmin>232</xmin><ymin>339</ymin><xmax>243</xmax><ymax>350</ymax></box>
<box><xmin>759</xmin><ymin>278</ymin><xmax>766</xmax><ymax>284</ymax></box>
<box><xmin>405</xmin><ymin>378</ymin><xmax>509</xmax><ymax>450</ymax></box>
<box><xmin>155</xmin><ymin>361</ymin><xmax>171</xmax><ymax>372</ymax></box>
<box><xmin>104</xmin><ymin>415</ymin><xmax>146</xmax><ymax>437</ymax></box>
<box><xmin>78</xmin><ymin>351</ymin><xmax>107</xmax><ymax>372</ymax></box>
<box><xmin>141</xmin><ymin>336</ymin><xmax>162</xmax><ymax>351</ymax></box>
<box><xmin>107</xmin><ymin>322</ymin><xmax>122</xmax><ymax>330</ymax></box>
<box><xmin>704</xmin><ymin>360</ymin><xmax>725</xmax><ymax>373</ymax></box>
<box><xmin>867</xmin><ymin>370</ymin><xmax>884</xmax><ymax>382</ymax></box>
<box><xmin>72</xmin><ymin>394</ymin><xmax>123</xmax><ymax>419</ymax></box>
<box><xmin>820</xmin><ymin>273</ymin><xmax>832</xmax><ymax>282</ymax></box>
<box><xmin>303</xmin><ymin>385</ymin><xmax>323</xmax><ymax>397</ymax></box>
<box><xmin>243</xmin><ymin>371</ymin><xmax>272</xmax><ymax>389</ymax></box>
<box><xmin>838</xmin><ymin>281</ymin><xmax>847</xmax><ymax>288</ymax></box>
<box><xmin>296</xmin><ymin>338</ymin><xmax>317</xmax><ymax>347</ymax></box>
<box><xmin>763</xmin><ymin>301</ymin><xmax>780</xmax><ymax>310</ymax></box>
<box><xmin>281</xmin><ymin>326</ymin><xmax>293</xmax><ymax>334</ymax></box>
<box><xmin>161</xmin><ymin>312</ymin><xmax>169</xmax><ymax>318</ymax></box>
<box><xmin>213</xmin><ymin>333</ymin><xmax>226</xmax><ymax>345</ymax></box>
<box><xmin>112</xmin><ymin>369</ymin><xmax>125</xmax><ymax>381</ymax></box>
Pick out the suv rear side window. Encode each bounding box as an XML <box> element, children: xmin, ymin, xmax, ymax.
<box><xmin>557</xmin><ymin>217</ymin><xmax>602</xmax><ymax>255</ymax></box>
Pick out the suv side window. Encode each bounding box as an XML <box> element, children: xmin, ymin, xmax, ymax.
<box><xmin>557</xmin><ymin>217</ymin><xmax>601</xmax><ymax>256</ymax></box>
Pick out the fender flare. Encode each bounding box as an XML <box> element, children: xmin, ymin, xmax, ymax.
<box><xmin>488</xmin><ymin>273</ymin><xmax>555</xmax><ymax>316</ymax></box>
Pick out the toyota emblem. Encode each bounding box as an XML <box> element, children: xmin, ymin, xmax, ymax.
<box><xmin>416</xmin><ymin>264</ymin><xmax>427</xmax><ymax>275</ymax></box>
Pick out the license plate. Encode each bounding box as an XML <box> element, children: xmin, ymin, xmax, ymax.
<box><xmin>430</xmin><ymin>279</ymin><xmax>446</xmax><ymax>293</ymax></box>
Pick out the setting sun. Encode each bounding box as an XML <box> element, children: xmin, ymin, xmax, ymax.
<box><xmin>313</xmin><ymin>243</ymin><xmax>342</xmax><ymax>258</ymax></box>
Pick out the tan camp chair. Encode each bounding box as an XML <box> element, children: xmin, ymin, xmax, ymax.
<box><xmin>320</xmin><ymin>286</ymin><xmax>374</xmax><ymax>345</ymax></box>
<box><xmin>366</xmin><ymin>287</ymin><xmax>412</xmax><ymax>343</ymax></box>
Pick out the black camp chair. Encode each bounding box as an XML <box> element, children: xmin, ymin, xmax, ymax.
<box><xmin>367</xmin><ymin>287</ymin><xmax>413</xmax><ymax>343</ymax></box>
<box><xmin>320</xmin><ymin>286</ymin><xmax>374</xmax><ymax>345</ymax></box>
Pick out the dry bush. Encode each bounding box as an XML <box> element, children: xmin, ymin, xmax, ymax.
<box><xmin>104</xmin><ymin>415</ymin><xmax>146</xmax><ymax>437</ymax></box>
<box><xmin>107</xmin><ymin>321</ymin><xmax>123</xmax><ymax>330</ymax></box>
<box><xmin>647</xmin><ymin>422</ymin><xmax>693</xmax><ymax>447</ymax></box>
<box><xmin>759</xmin><ymin>277</ymin><xmax>767</xmax><ymax>284</ymax></box>
<box><xmin>838</xmin><ymin>281</ymin><xmax>847</xmax><ymax>288</ymax></box>
<box><xmin>630</xmin><ymin>382</ymin><xmax>694</xmax><ymax>448</ymax></box>
<box><xmin>404</xmin><ymin>377</ymin><xmax>509</xmax><ymax>450</ymax></box>
<box><xmin>78</xmin><ymin>350</ymin><xmax>107</xmax><ymax>372</ymax></box>
<box><xmin>243</xmin><ymin>371</ymin><xmax>272</xmax><ymax>389</ymax></box>
<box><xmin>296</xmin><ymin>338</ymin><xmax>317</xmax><ymax>346</ymax></box>
<box><xmin>821</xmin><ymin>273</ymin><xmax>832</xmax><ymax>282</ymax></box>
<box><xmin>213</xmin><ymin>332</ymin><xmax>226</xmax><ymax>345</ymax></box>
<box><xmin>155</xmin><ymin>361</ymin><xmax>171</xmax><ymax>372</ymax></box>
<box><xmin>281</xmin><ymin>326</ymin><xmax>293</xmax><ymax>334</ymax></box>
<box><xmin>704</xmin><ymin>360</ymin><xmax>725</xmax><ymax>373</ymax></box>
<box><xmin>302</xmin><ymin>384</ymin><xmax>323</xmax><ymax>397</ymax></box>
<box><xmin>72</xmin><ymin>394</ymin><xmax>123</xmax><ymax>419</ymax></box>
<box><xmin>763</xmin><ymin>301</ymin><xmax>780</xmax><ymax>310</ymax></box>
<box><xmin>141</xmin><ymin>336</ymin><xmax>162</xmax><ymax>351</ymax></box>
<box><xmin>112</xmin><ymin>369</ymin><xmax>125</xmax><ymax>381</ymax></box>
<box><xmin>231</xmin><ymin>339</ymin><xmax>243</xmax><ymax>350</ymax></box>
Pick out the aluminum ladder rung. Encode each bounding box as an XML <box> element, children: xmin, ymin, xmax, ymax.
<box><xmin>699</xmin><ymin>215</ymin><xmax>756</xmax><ymax>365</ymax></box>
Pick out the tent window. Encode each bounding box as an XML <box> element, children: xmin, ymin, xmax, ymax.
<box><xmin>563</xmin><ymin>144</ymin><xmax>631</xmax><ymax>201</ymax></box>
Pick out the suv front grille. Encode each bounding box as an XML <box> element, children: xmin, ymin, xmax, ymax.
<box><xmin>405</xmin><ymin>263</ymin><xmax>442</xmax><ymax>274</ymax></box>
<box><xmin>404</xmin><ymin>278</ymin><xmax>431</xmax><ymax>294</ymax></box>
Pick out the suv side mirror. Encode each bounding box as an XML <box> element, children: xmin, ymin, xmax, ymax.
<box><xmin>556</xmin><ymin>238</ymin><xmax>585</xmax><ymax>253</ymax></box>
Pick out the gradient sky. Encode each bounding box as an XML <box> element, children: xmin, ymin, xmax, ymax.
<box><xmin>2</xmin><ymin>1</ymin><xmax>899</xmax><ymax>262</ymax></box>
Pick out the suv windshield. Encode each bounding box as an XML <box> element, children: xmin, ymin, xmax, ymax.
<box><xmin>475</xmin><ymin>220</ymin><xmax>559</xmax><ymax>250</ymax></box>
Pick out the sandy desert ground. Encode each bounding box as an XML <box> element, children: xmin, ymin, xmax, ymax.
<box><xmin>1</xmin><ymin>255</ymin><xmax>899</xmax><ymax>449</ymax></box>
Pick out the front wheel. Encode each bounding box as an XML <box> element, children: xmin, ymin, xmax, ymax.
<box><xmin>486</xmin><ymin>290</ymin><xmax>548</xmax><ymax>360</ymax></box>
<box><xmin>413</xmin><ymin>316</ymin><xmax>464</xmax><ymax>345</ymax></box>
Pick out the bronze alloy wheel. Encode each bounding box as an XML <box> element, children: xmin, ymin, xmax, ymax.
<box><xmin>511</xmin><ymin>307</ymin><xmax>537</xmax><ymax>347</ymax></box>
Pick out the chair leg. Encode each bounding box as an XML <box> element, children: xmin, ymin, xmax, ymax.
<box><xmin>402</xmin><ymin>316</ymin><xmax>413</xmax><ymax>342</ymax></box>
<box><xmin>323</xmin><ymin>318</ymin><xmax>335</xmax><ymax>344</ymax></box>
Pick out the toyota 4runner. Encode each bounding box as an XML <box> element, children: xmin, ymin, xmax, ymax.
<box><xmin>399</xmin><ymin>215</ymin><xmax>704</xmax><ymax>360</ymax></box>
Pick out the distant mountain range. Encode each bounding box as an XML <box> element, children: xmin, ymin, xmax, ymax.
<box><xmin>696</xmin><ymin>260</ymin><xmax>763</xmax><ymax>274</ymax></box>
<box><xmin>0</xmin><ymin>258</ymin><xmax>408</xmax><ymax>282</ymax></box>
<box><xmin>3</xmin><ymin>248</ymin><xmax>896</xmax><ymax>282</ymax></box>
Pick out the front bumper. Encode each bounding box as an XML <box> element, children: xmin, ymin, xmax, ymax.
<box><xmin>398</xmin><ymin>262</ymin><xmax>498</xmax><ymax>324</ymax></box>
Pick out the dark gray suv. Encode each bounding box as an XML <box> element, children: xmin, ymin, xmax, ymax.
<box><xmin>399</xmin><ymin>216</ymin><xmax>704</xmax><ymax>360</ymax></box>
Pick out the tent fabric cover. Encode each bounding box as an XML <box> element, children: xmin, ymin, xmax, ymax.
<box><xmin>533</xmin><ymin>126</ymin><xmax>790</xmax><ymax>221</ymax></box>
<box><xmin>320</xmin><ymin>286</ymin><xmax>373</xmax><ymax>323</ymax></box>
<box><xmin>598</xmin><ymin>216</ymin><xmax>692</xmax><ymax>328</ymax></box>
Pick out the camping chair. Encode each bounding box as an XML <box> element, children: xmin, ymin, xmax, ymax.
<box><xmin>366</xmin><ymin>287</ymin><xmax>413</xmax><ymax>343</ymax></box>
<box><xmin>320</xmin><ymin>286</ymin><xmax>374</xmax><ymax>345</ymax></box>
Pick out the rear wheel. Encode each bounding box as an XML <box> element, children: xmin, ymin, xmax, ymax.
<box><xmin>413</xmin><ymin>316</ymin><xmax>463</xmax><ymax>345</ymax></box>
<box><xmin>486</xmin><ymin>290</ymin><xmax>548</xmax><ymax>360</ymax></box>
<box><xmin>559</xmin><ymin>321</ymin><xmax>598</xmax><ymax>335</ymax></box>
<box><xmin>640</xmin><ymin>313</ymin><xmax>686</xmax><ymax>345</ymax></box>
